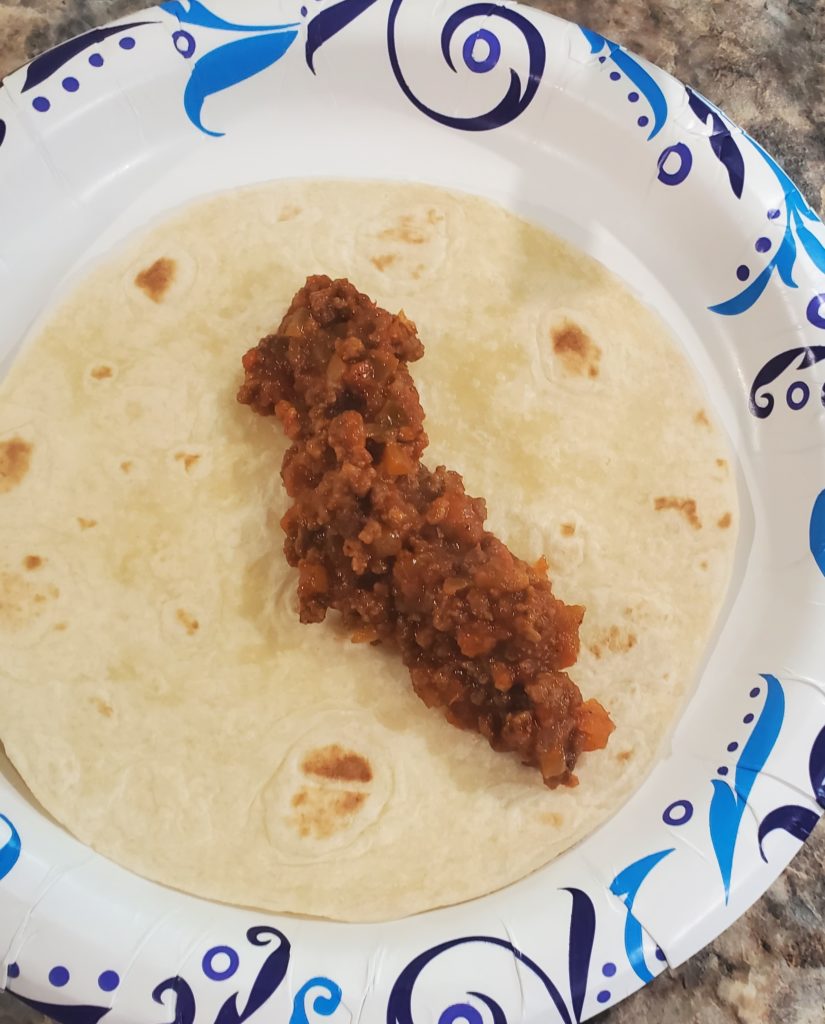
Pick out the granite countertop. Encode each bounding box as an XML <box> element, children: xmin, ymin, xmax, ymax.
<box><xmin>0</xmin><ymin>1</ymin><xmax>823</xmax><ymax>1022</ymax></box>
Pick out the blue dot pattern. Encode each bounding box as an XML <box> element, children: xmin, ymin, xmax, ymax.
<box><xmin>98</xmin><ymin>971</ymin><xmax>120</xmax><ymax>992</ymax></box>
<box><xmin>49</xmin><ymin>966</ymin><xmax>70</xmax><ymax>988</ymax></box>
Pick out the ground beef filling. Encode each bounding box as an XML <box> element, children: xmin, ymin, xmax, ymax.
<box><xmin>238</xmin><ymin>275</ymin><xmax>614</xmax><ymax>786</ymax></box>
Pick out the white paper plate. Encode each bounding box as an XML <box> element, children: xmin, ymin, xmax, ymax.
<box><xmin>1</xmin><ymin>2</ymin><xmax>824</xmax><ymax>1022</ymax></box>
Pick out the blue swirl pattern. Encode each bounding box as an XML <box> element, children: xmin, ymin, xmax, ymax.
<box><xmin>289</xmin><ymin>978</ymin><xmax>342</xmax><ymax>1024</ymax></box>
<box><xmin>388</xmin><ymin>889</ymin><xmax>597</xmax><ymax>1024</ymax></box>
<box><xmin>572</xmin><ymin>37</ymin><xmax>824</xmax><ymax>325</ymax></box>
<box><xmin>709</xmin><ymin>675</ymin><xmax>785</xmax><ymax>901</ymax></box>
<box><xmin>668</xmin><ymin>90</ymin><xmax>825</xmax><ymax>320</ymax></box>
<box><xmin>160</xmin><ymin>1</ymin><xmax>300</xmax><ymax>136</ymax></box>
<box><xmin>387</xmin><ymin>2</ymin><xmax>546</xmax><ymax>131</ymax></box>
<box><xmin>758</xmin><ymin>721</ymin><xmax>825</xmax><ymax>860</ymax></box>
<box><xmin>8</xmin><ymin>927</ymin><xmax>319</xmax><ymax>1024</ymax></box>
<box><xmin>608</xmin><ymin>677</ymin><xmax>808</xmax><ymax>983</ymax></box>
<box><xmin>579</xmin><ymin>27</ymin><xmax>667</xmax><ymax>140</ymax></box>
<box><xmin>388</xmin><ymin>937</ymin><xmax>572</xmax><ymax>1024</ymax></box>
<box><xmin>180</xmin><ymin>30</ymin><xmax>298</xmax><ymax>136</ymax></box>
<box><xmin>152</xmin><ymin>977</ymin><xmax>196</xmax><ymax>1024</ymax></box>
<box><xmin>160</xmin><ymin>0</ymin><xmax>547</xmax><ymax>136</ymax></box>
<box><xmin>0</xmin><ymin>814</ymin><xmax>20</xmax><ymax>880</ymax></box>
<box><xmin>747</xmin><ymin>345</ymin><xmax>825</xmax><ymax>418</ymax></box>
<box><xmin>685</xmin><ymin>89</ymin><xmax>745</xmax><ymax>198</ymax></box>
<box><xmin>609</xmin><ymin>850</ymin><xmax>673</xmax><ymax>984</ymax></box>
<box><xmin>758</xmin><ymin>804</ymin><xmax>819</xmax><ymax>859</ymax></box>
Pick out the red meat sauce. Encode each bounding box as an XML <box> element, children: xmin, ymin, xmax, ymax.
<box><xmin>237</xmin><ymin>276</ymin><xmax>614</xmax><ymax>786</ymax></box>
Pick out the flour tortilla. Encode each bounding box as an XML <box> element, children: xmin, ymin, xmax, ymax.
<box><xmin>0</xmin><ymin>182</ymin><xmax>737</xmax><ymax>921</ymax></box>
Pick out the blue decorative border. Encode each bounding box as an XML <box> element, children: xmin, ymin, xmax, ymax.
<box><xmin>577</xmin><ymin>23</ymin><xmax>825</xmax><ymax>378</ymax></box>
<box><xmin>9</xmin><ymin>928</ymin><xmax>343</xmax><ymax>1024</ymax></box>
<box><xmin>579</xmin><ymin>27</ymin><xmax>667</xmax><ymax>140</ymax></box>
<box><xmin>0</xmin><ymin>7</ymin><xmax>824</xmax><ymax>1024</ymax></box>
<box><xmin>610</xmin><ymin>851</ymin><xmax>672</xmax><ymax>984</ymax></box>
<box><xmin>161</xmin><ymin>0</ymin><xmax>547</xmax><ymax>136</ymax></box>
<box><xmin>653</xmin><ymin>85</ymin><xmax>825</xmax><ymax>327</ymax></box>
<box><xmin>0</xmin><ymin>0</ymin><xmax>547</xmax><ymax>145</ymax></box>
<box><xmin>606</xmin><ymin>518</ymin><xmax>825</xmax><ymax>984</ymax></box>
<box><xmin>708</xmin><ymin>675</ymin><xmax>785</xmax><ymax>900</ymax></box>
<box><xmin>387</xmin><ymin>890</ymin><xmax>618</xmax><ymax>1023</ymax></box>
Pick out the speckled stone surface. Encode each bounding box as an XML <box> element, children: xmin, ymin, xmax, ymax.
<box><xmin>0</xmin><ymin>2</ymin><xmax>823</xmax><ymax>1023</ymax></box>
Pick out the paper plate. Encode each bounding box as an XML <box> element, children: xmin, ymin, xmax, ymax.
<box><xmin>1</xmin><ymin>2</ymin><xmax>824</xmax><ymax>1021</ymax></box>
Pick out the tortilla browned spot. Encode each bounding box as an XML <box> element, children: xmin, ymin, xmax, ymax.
<box><xmin>588</xmin><ymin>626</ymin><xmax>637</xmax><ymax>660</ymax></box>
<box><xmin>301</xmin><ymin>744</ymin><xmax>373</xmax><ymax>784</ymax></box>
<box><xmin>77</xmin><ymin>517</ymin><xmax>97</xmax><ymax>530</ymax></box>
<box><xmin>370</xmin><ymin>254</ymin><xmax>397</xmax><ymax>272</ymax></box>
<box><xmin>694</xmin><ymin>410</ymin><xmax>710</xmax><ymax>427</ymax></box>
<box><xmin>716</xmin><ymin>458</ymin><xmax>728</xmax><ymax>470</ymax></box>
<box><xmin>90</xmin><ymin>366</ymin><xmax>113</xmax><ymax>380</ymax></box>
<box><xmin>717</xmin><ymin>512</ymin><xmax>732</xmax><ymax>529</ymax></box>
<box><xmin>92</xmin><ymin>698</ymin><xmax>114</xmax><ymax>718</ymax></box>
<box><xmin>120</xmin><ymin>461</ymin><xmax>133</xmax><ymax>474</ymax></box>
<box><xmin>176</xmin><ymin>609</ymin><xmax>199</xmax><ymax>636</ymax></box>
<box><xmin>551</xmin><ymin>322</ymin><xmax>601</xmax><ymax>379</ymax></box>
<box><xmin>618</xmin><ymin>750</ymin><xmax>634</xmax><ymax>763</ymax></box>
<box><xmin>0</xmin><ymin>437</ymin><xmax>32</xmax><ymax>494</ymax></box>
<box><xmin>654</xmin><ymin>496</ymin><xmax>702</xmax><ymax>529</ymax></box>
<box><xmin>379</xmin><ymin>215</ymin><xmax>429</xmax><ymax>245</ymax></box>
<box><xmin>289</xmin><ymin>786</ymin><xmax>367</xmax><ymax>839</ymax></box>
<box><xmin>278</xmin><ymin>204</ymin><xmax>302</xmax><ymax>222</ymax></box>
<box><xmin>135</xmin><ymin>257</ymin><xmax>176</xmax><ymax>303</ymax></box>
<box><xmin>560</xmin><ymin>523</ymin><xmax>576</xmax><ymax>537</ymax></box>
<box><xmin>23</xmin><ymin>555</ymin><xmax>42</xmax><ymax>571</ymax></box>
<box><xmin>0</xmin><ymin>571</ymin><xmax>57</xmax><ymax>631</ymax></box>
<box><xmin>175</xmin><ymin>452</ymin><xmax>201</xmax><ymax>473</ymax></box>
